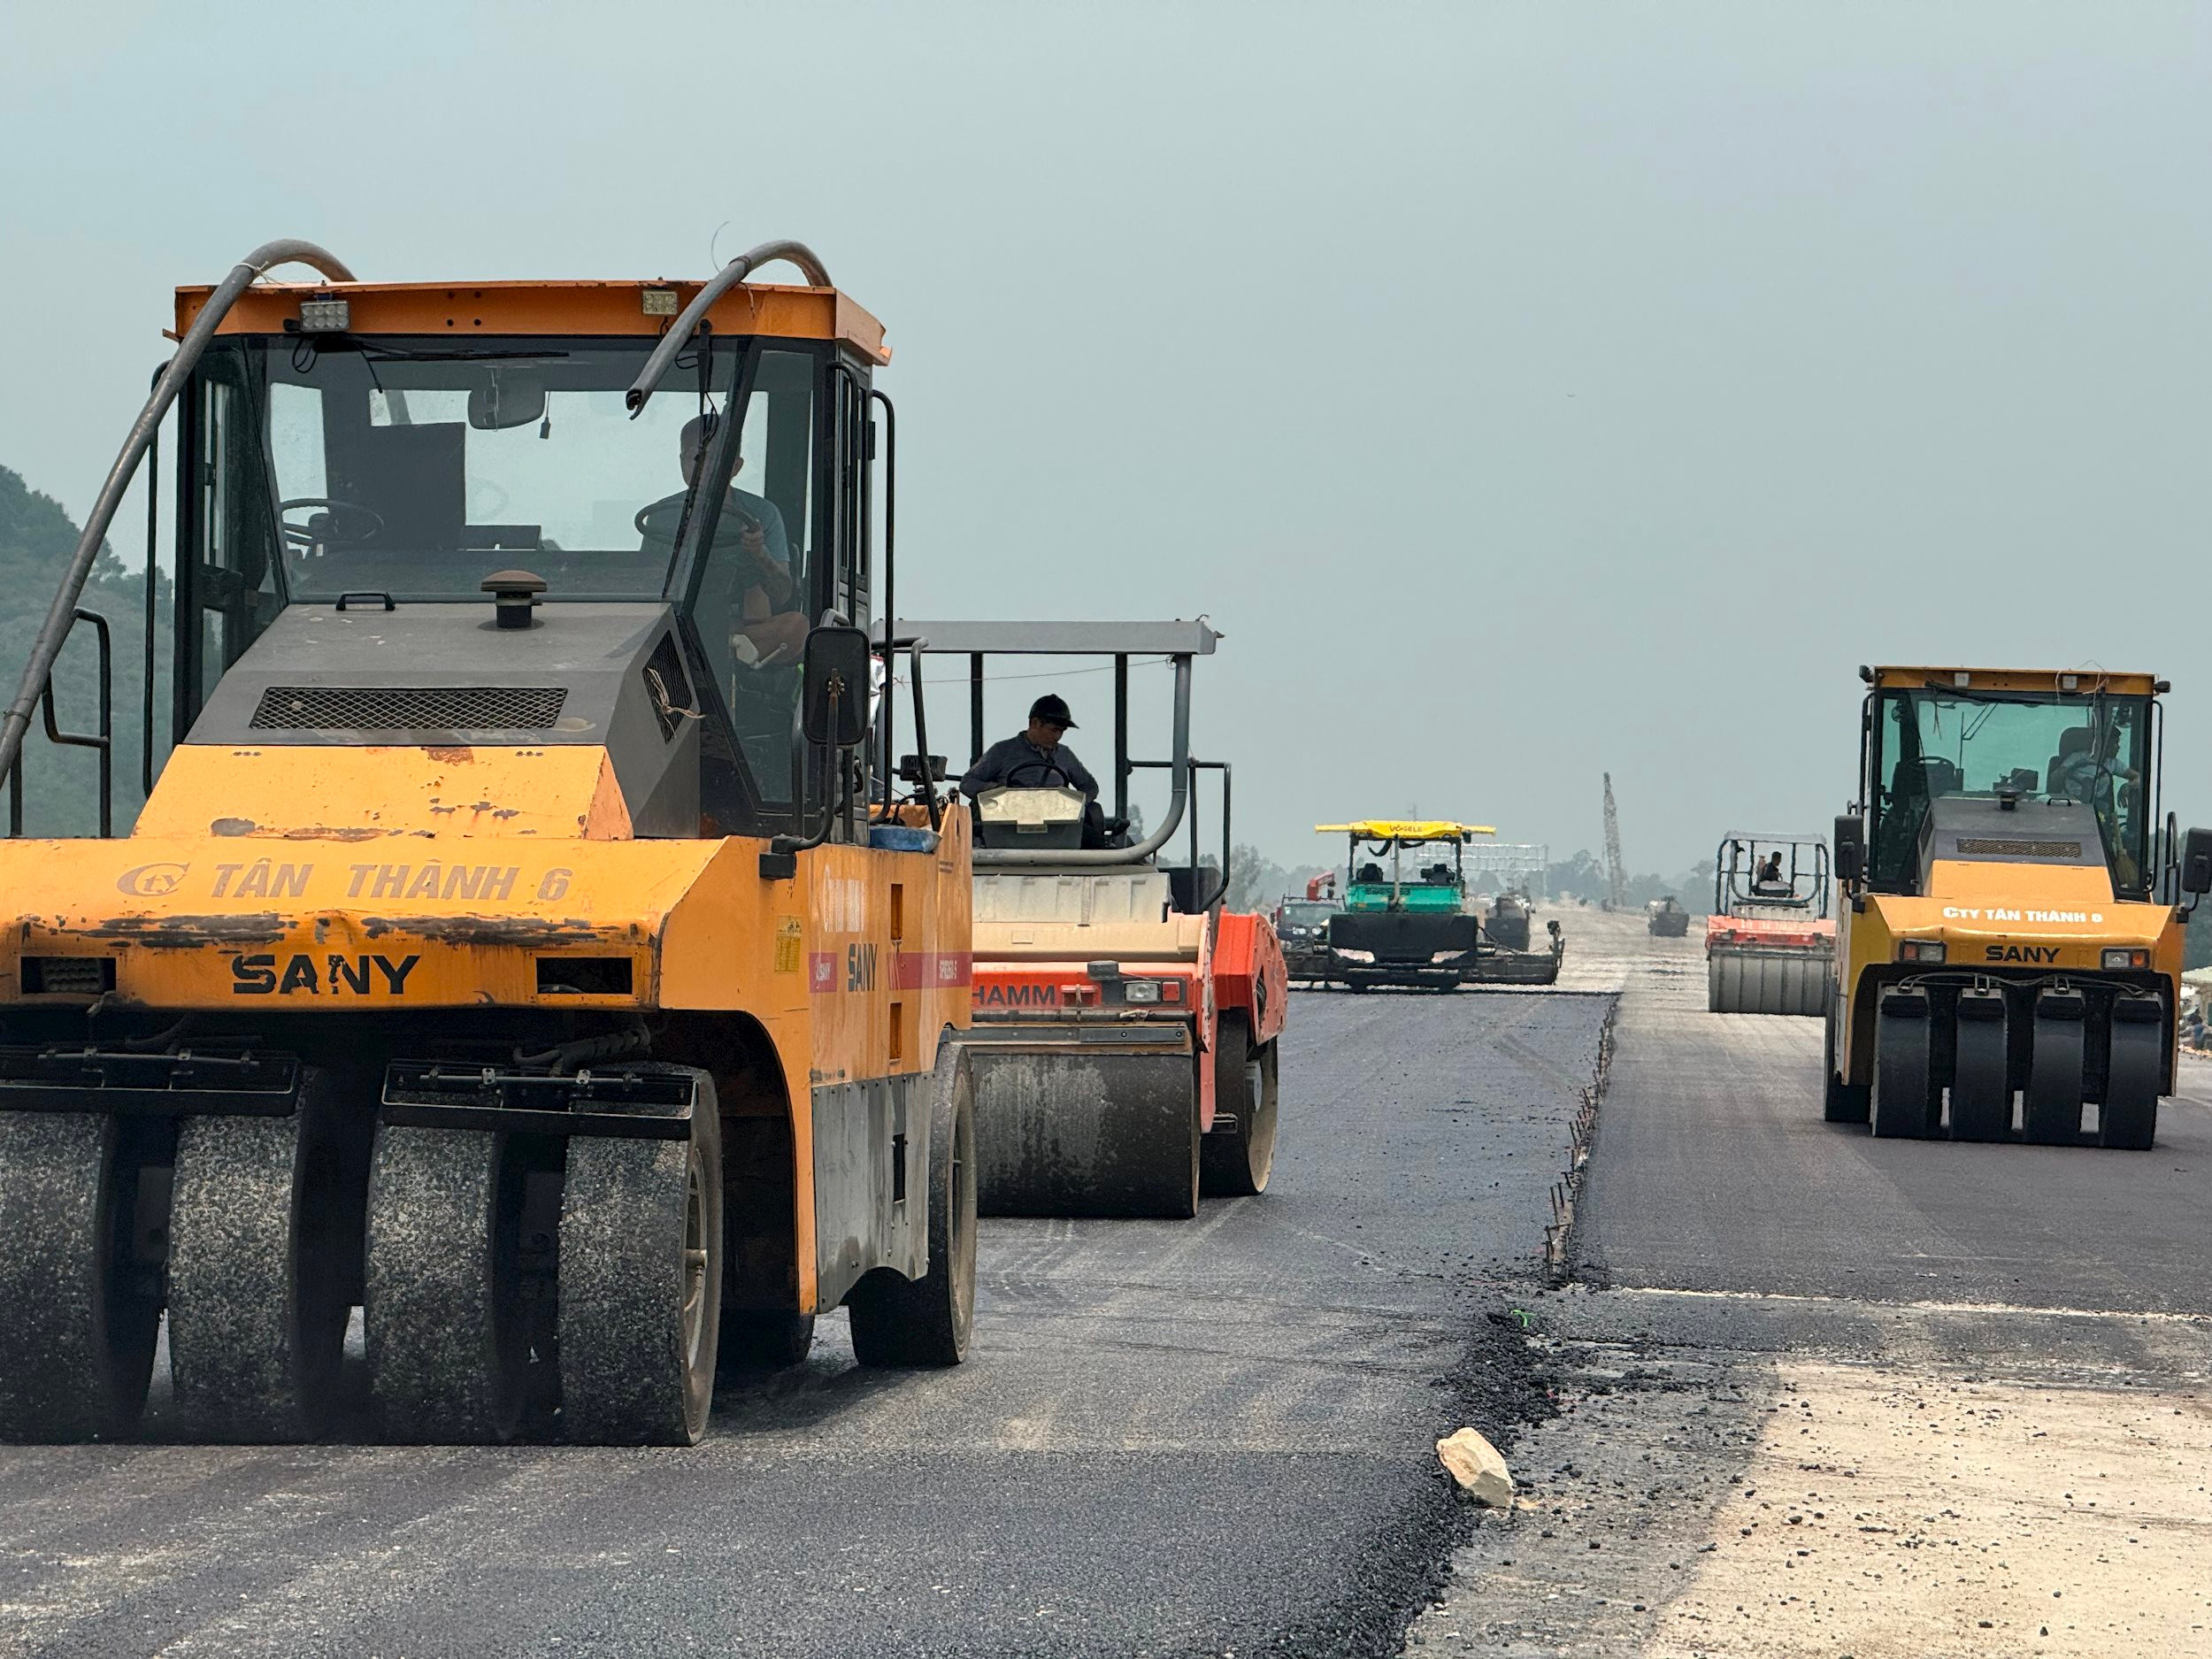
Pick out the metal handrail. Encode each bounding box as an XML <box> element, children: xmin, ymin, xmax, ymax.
<box><xmin>1131</xmin><ymin>756</ymin><xmax>1233</xmax><ymax>910</ymax></box>
<box><xmin>623</xmin><ymin>241</ymin><xmax>833</xmax><ymax>417</ymax></box>
<box><xmin>0</xmin><ymin>238</ymin><xmax>356</xmax><ymax>791</ymax></box>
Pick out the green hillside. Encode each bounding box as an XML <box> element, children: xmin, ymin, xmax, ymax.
<box><xmin>0</xmin><ymin>464</ymin><xmax>171</xmax><ymax>835</ymax></box>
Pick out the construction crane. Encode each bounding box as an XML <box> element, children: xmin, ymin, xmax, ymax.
<box><xmin>1601</xmin><ymin>772</ymin><xmax>1628</xmax><ymax>911</ymax></box>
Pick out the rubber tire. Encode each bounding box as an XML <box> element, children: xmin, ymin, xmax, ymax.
<box><xmin>2024</xmin><ymin>1001</ymin><xmax>2086</xmax><ymax>1147</ymax></box>
<box><xmin>1870</xmin><ymin>997</ymin><xmax>1936</xmax><ymax>1140</ymax></box>
<box><xmin>0</xmin><ymin>1111</ymin><xmax>162</xmax><ymax>1442</ymax></box>
<box><xmin>1947</xmin><ymin>993</ymin><xmax>2011</xmax><ymax>1143</ymax></box>
<box><xmin>558</xmin><ymin>1065</ymin><xmax>723</xmax><ymax>1446</ymax></box>
<box><xmin>365</xmin><ymin>1125</ymin><xmax>529</xmax><ymax>1443</ymax></box>
<box><xmin>1823</xmin><ymin>1010</ymin><xmax>1870</xmax><ymax>1125</ymax></box>
<box><xmin>718</xmin><ymin>1311</ymin><xmax>816</xmax><ymax>1371</ymax></box>
<box><xmin>2100</xmin><ymin>1011</ymin><xmax>2161</xmax><ymax>1150</ymax></box>
<box><xmin>1200</xmin><ymin>1014</ymin><xmax>1279</xmax><ymax>1198</ymax></box>
<box><xmin>166</xmin><ymin>1071</ymin><xmax>364</xmax><ymax>1441</ymax></box>
<box><xmin>849</xmin><ymin>1043</ymin><xmax>978</xmax><ymax>1368</ymax></box>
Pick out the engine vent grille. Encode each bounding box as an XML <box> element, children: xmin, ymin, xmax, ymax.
<box><xmin>1955</xmin><ymin>837</ymin><xmax>2082</xmax><ymax>858</ymax></box>
<box><xmin>22</xmin><ymin>956</ymin><xmax>116</xmax><ymax>995</ymax></box>
<box><xmin>249</xmin><ymin>686</ymin><xmax>567</xmax><ymax>732</ymax></box>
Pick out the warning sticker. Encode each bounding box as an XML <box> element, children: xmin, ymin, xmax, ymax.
<box><xmin>773</xmin><ymin>916</ymin><xmax>803</xmax><ymax>974</ymax></box>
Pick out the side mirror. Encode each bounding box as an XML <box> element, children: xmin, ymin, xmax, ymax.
<box><xmin>2182</xmin><ymin>826</ymin><xmax>2212</xmax><ymax>895</ymax></box>
<box><xmin>802</xmin><ymin>625</ymin><xmax>872</xmax><ymax>748</ymax></box>
<box><xmin>468</xmin><ymin>367</ymin><xmax>548</xmax><ymax>431</ymax></box>
<box><xmin>899</xmin><ymin>753</ymin><xmax>948</xmax><ymax>784</ymax></box>
<box><xmin>1833</xmin><ymin>815</ymin><xmax>1865</xmax><ymax>883</ymax></box>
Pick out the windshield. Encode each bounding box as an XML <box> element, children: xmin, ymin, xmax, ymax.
<box><xmin>1870</xmin><ymin>688</ymin><xmax>2152</xmax><ymax>892</ymax></box>
<box><xmin>1280</xmin><ymin>902</ymin><xmax>1336</xmax><ymax>925</ymax></box>
<box><xmin>212</xmin><ymin>335</ymin><xmax>744</xmax><ymax>602</ymax></box>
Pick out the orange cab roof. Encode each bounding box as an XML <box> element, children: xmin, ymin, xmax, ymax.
<box><xmin>173</xmin><ymin>278</ymin><xmax>888</xmax><ymax>365</ymax></box>
<box><xmin>1868</xmin><ymin>666</ymin><xmax>2163</xmax><ymax>696</ymax></box>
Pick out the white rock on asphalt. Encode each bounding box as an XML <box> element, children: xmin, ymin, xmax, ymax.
<box><xmin>1436</xmin><ymin>1427</ymin><xmax>1515</xmax><ymax>1506</ymax></box>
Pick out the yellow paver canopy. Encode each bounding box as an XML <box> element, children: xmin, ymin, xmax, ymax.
<box><xmin>1315</xmin><ymin>821</ymin><xmax>1497</xmax><ymax>843</ymax></box>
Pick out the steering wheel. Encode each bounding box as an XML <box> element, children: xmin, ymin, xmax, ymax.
<box><xmin>279</xmin><ymin>498</ymin><xmax>383</xmax><ymax>549</ymax></box>
<box><xmin>634</xmin><ymin>495</ymin><xmax>680</xmax><ymax>539</ymax></box>
<box><xmin>1004</xmin><ymin>762</ymin><xmax>1073</xmax><ymax>789</ymax></box>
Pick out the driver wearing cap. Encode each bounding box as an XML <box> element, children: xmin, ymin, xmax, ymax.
<box><xmin>960</xmin><ymin>695</ymin><xmax>1100</xmax><ymax>803</ymax></box>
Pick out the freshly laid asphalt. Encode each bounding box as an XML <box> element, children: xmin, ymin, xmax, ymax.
<box><xmin>0</xmin><ymin>988</ymin><xmax>1609</xmax><ymax>1659</ymax></box>
<box><xmin>1573</xmin><ymin>933</ymin><xmax>2212</xmax><ymax>1318</ymax></box>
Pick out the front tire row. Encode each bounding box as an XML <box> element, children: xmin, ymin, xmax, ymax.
<box><xmin>1825</xmin><ymin>987</ymin><xmax>2162</xmax><ymax>1149</ymax></box>
<box><xmin>0</xmin><ymin>1041</ymin><xmax>982</xmax><ymax>1447</ymax></box>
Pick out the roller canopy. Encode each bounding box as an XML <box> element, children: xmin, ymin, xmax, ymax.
<box><xmin>895</xmin><ymin>620</ymin><xmax>1218</xmax><ymax>656</ymax></box>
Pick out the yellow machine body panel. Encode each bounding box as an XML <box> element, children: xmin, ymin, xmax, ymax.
<box><xmin>0</xmin><ymin>737</ymin><xmax>974</xmax><ymax>1314</ymax></box>
<box><xmin>134</xmin><ymin>745</ymin><xmax>637</xmax><ymax>841</ymax></box>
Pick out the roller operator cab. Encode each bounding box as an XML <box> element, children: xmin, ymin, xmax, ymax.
<box><xmin>1827</xmin><ymin>665</ymin><xmax>2212</xmax><ymax>1148</ymax></box>
<box><xmin>1705</xmin><ymin>832</ymin><xmax>1832</xmax><ymax>1016</ymax></box>
<box><xmin>0</xmin><ymin>241</ymin><xmax>979</xmax><ymax>1448</ymax></box>
<box><xmin>896</xmin><ymin>621</ymin><xmax>1287</xmax><ymax>1219</ymax></box>
<box><xmin>1317</xmin><ymin>821</ymin><xmax>1565</xmax><ymax>989</ymax></box>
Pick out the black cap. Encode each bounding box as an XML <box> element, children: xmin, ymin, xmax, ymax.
<box><xmin>1029</xmin><ymin>694</ymin><xmax>1077</xmax><ymax>730</ymax></box>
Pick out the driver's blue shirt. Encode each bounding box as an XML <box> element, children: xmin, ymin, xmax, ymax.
<box><xmin>961</xmin><ymin>736</ymin><xmax>1099</xmax><ymax>801</ymax></box>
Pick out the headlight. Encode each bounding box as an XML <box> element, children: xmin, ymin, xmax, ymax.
<box><xmin>1333</xmin><ymin>947</ymin><xmax>1375</xmax><ymax>964</ymax></box>
<box><xmin>2102</xmin><ymin>947</ymin><xmax>2149</xmax><ymax>971</ymax></box>
<box><xmin>1897</xmin><ymin>940</ymin><xmax>1946</xmax><ymax>964</ymax></box>
<box><xmin>1122</xmin><ymin>978</ymin><xmax>1163</xmax><ymax>1003</ymax></box>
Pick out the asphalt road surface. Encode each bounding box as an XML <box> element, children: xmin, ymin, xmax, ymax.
<box><xmin>1415</xmin><ymin>910</ymin><xmax>2212</xmax><ymax>1657</ymax></box>
<box><xmin>0</xmin><ymin>987</ymin><xmax>1609</xmax><ymax>1659</ymax></box>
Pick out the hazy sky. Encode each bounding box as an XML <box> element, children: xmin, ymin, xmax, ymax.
<box><xmin>7</xmin><ymin>3</ymin><xmax>2211</xmax><ymax>876</ymax></box>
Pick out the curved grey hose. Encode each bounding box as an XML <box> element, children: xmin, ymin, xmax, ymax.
<box><xmin>624</xmin><ymin>240</ymin><xmax>833</xmax><ymax>415</ymax></box>
<box><xmin>0</xmin><ymin>238</ymin><xmax>357</xmax><ymax>790</ymax></box>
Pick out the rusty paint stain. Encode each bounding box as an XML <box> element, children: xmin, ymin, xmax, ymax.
<box><xmin>277</xmin><ymin>826</ymin><xmax>385</xmax><ymax>841</ymax></box>
<box><xmin>211</xmin><ymin>818</ymin><xmax>257</xmax><ymax>836</ymax></box>
<box><xmin>357</xmin><ymin>913</ymin><xmax>611</xmax><ymax>949</ymax></box>
<box><xmin>81</xmin><ymin>912</ymin><xmax>289</xmax><ymax>949</ymax></box>
<box><xmin>425</xmin><ymin>748</ymin><xmax>474</xmax><ymax>764</ymax></box>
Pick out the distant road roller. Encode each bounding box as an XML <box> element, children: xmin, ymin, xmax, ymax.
<box><xmin>1706</xmin><ymin>832</ymin><xmax>1832</xmax><ymax>1015</ymax></box>
<box><xmin>0</xmin><ymin>239</ymin><xmax>978</xmax><ymax>1446</ymax></box>
<box><xmin>897</xmin><ymin>620</ymin><xmax>1286</xmax><ymax>1217</ymax></box>
<box><xmin>1828</xmin><ymin>665</ymin><xmax>2212</xmax><ymax>1148</ymax></box>
<box><xmin>1647</xmin><ymin>896</ymin><xmax>1691</xmax><ymax>938</ymax></box>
